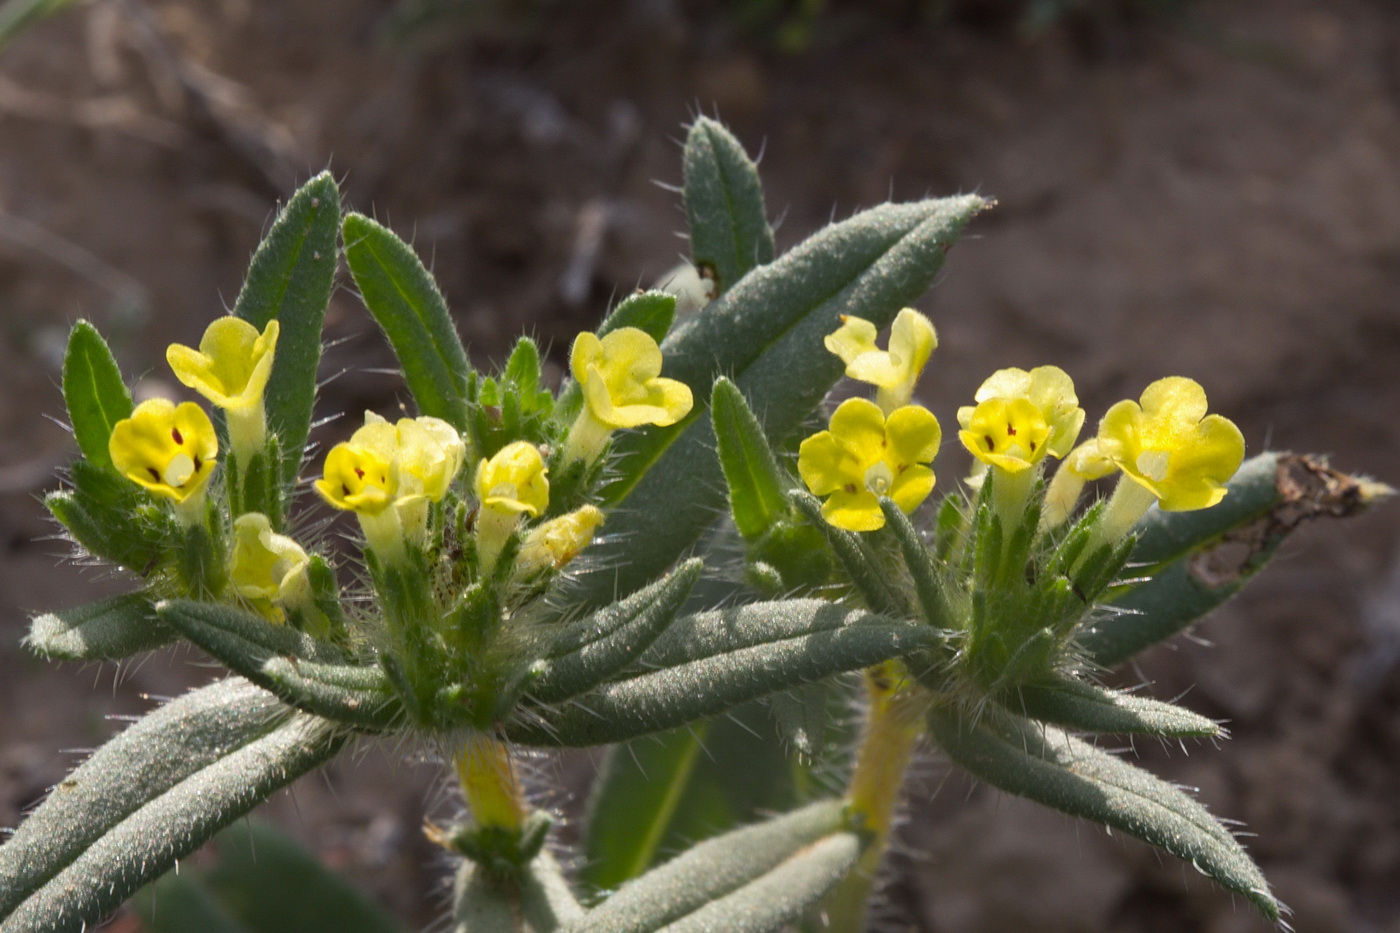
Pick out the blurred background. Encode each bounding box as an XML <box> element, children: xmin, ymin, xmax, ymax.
<box><xmin>1</xmin><ymin>1</ymin><xmax>1397</xmax><ymax>930</ymax></box>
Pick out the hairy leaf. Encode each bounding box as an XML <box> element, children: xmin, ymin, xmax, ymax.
<box><xmin>927</xmin><ymin>706</ymin><xmax>1277</xmax><ymax>920</ymax></box>
<box><xmin>682</xmin><ymin>116</ymin><xmax>774</xmax><ymax>296</ymax></box>
<box><xmin>998</xmin><ymin>675</ymin><xmax>1221</xmax><ymax>738</ymax></box>
<box><xmin>343</xmin><ymin>212</ymin><xmax>472</xmax><ymax>429</ymax></box>
<box><xmin>0</xmin><ymin>679</ymin><xmax>346</xmax><ymax>932</ymax></box>
<box><xmin>26</xmin><ymin>592</ymin><xmax>173</xmax><ymax>662</ymax></box>
<box><xmin>233</xmin><ymin>172</ymin><xmax>340</xmax><ymax>485</ymax></box>
<box><xmin>61</xmin><ymin>321</ymin><xmax>132</xmax><ymax>471</ymax></box>
<box><xmin>712</xmin><ymin>378</ymin><xmax>789</xmax><ymax>540</ymax></box>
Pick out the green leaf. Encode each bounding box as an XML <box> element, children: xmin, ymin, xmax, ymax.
<box><xmin>25</xmin><ymin>592</ymin><xmax>174</xmax><ymax>661</ymax></box>
<box><xmin>1083</xmin><ymin>452</ymin><xmax>1385</xmax><ymax>667</ymax></box>
<box><xmin>157</xmin><ymin>600</ymin><xmax>401</xmax><ymax>731</ymax></box>
<box><xmin>997</xmin><ymin>675</ymin><xmax>1221</xmax><ymax>738</ymax></box>
<box><xmin>0</xmin><ymin>679</ymin><xmax>346</xmax><ymax>932</ymax></box>
<box><xmin>582</xmin><ymin>702</ymin><xmax>802</xmax><ymax>893</ymax></box>
<box><xmin>61</xmin><ymin>320</ymin><xmax>132</xmax><ymax>471</ymax></box>
<box><xmin>926</xmin><ymin>705</ymin><xmax>1278</xmax><ymax>920</ymax></box>
<box><xmin>682</xmin><ymin>116</ymin><xmax>775</xmax><ymax>296</ymax></box>
<box><xmin>711</xmin><ymin>378</ymin><xmax>789</xmax><ymax>540</ymax></box>
<box><xmin>510</xmin><ymin>603</ymin><xmax>932</xmax><ymax>746</ymax></box>
<box><xmin>530</xmin><ymin>560</ymin><xmax>702</xmax><ymax>704</ymax></box>
<box><xmin>570</xmin><ymin>800</ymin><xmax>852</xmax><ymax>933</ymax></box>
<box><xmin>233</xmin><ymin>172</ymin><xmax>340</xmax><ymax>485</ymax></box>
<box><xmin>790</xmin><ymin>491</ymin><xmax>906</xmax><ymax>616</ymax></box>
<box><xmin>130</xmin><ymin>873</ymin><xmax>249</xmax><ymax>933</ymax></box>
<box><xmin>575</xmin><ymin>194</ymin><xmax>988</xmax><ymax>607</ymax></box>
<box><xmin>46</xmin><ymin>465</ymin><xmax>170</xmax><ymax>575</ymax></box>
<box><xmin>597</xmin><ymin>290</ymin><xmax>677</xmax><ymax>343</ymax></box>
<box><xmin>342</xmin><ymin>212</ymin><xmax>472</xmax><ymax>428</ymax></box>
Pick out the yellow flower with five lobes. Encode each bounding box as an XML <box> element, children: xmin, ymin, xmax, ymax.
<box><xmin>166</xmin><ymin>317</ymin><xmax>279</xmax><ymax>459</ymax></box>
<box><xmin>475</xmin><ymin>441</ymin><xmax>549</xmax><ymax>517</ymax></box>
<box><xmin>108</xmin><ymin>399</ymin><xmax>218</xmax><ymax>516</ymax></box>
<box><xmin>228</xmin><ymin>512</ymin><xmax>311</xmax><ymax>616</ymax></box>
<box><xmin>1041</xmin><ymin>438</ymin><xmax>1118</xmax><ymax>530</ymax></box>
<box><xmin>798</xmin><ymin>398</ymin><xmax>941</xmax><ymax>532</ymax></box>
<box><xmin>314</xmin><ymin>440</ymin><xmax>397</xmax><ymax>515</ymax></box>
<box><xmin>563</xmin><ymin>327</ymin><xmax>693</xmax><ymax>463</ymax></box>
<box><xmin>957</xmin><ymin>366</ymin><xmax>1084</xmax><ymax>473</ymax></box>
<box><xmin>824</xmin><ymin>308</ymin><xmax>937</xmax><ymax>413</ymax></box>
<box><xmin>474</xmin><ymin>441</ymin><xmax>550</xmax><ymax>575</ymax></box>
<box><xmin>518</xmin><ymin>505</ymin><xmax>605</xmax><ymax>576</ymax></box>
<box><xmin>1096</xmin><ymin>377</ymin><xmax>1245</xmax><ymax>512</ymax></box>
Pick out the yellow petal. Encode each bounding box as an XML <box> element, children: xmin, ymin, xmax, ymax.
<box><xmin>475</xmin><ymin>441</ymin><xmax>549</xmax><ymax>516</ymax></box>
<box><xmin>798</xmin><ymin>431</ymin><xmax>855</xmax><ymax>497</ymax></box>
<box><xmin>887</xmin><ymin>309</ymin><xmax>937</xmax><ymax>377</ymax></box>
<box><xmin>315</xmin><ymin>443</ymin><xmax>396</xmax><ymax>514</ymax></box>
<box><xmin>823</xmin><ymin>315</ymin><xmax>879</xmax><ymax>367</ymax></box>
<box><xmin>884</xmin><ymin>405</ymin><xmax>941</xmax><ymax>467</ymax></box>
<box><xmin>166</xmin><ymin>317</ymin><xmax>278</xmax><ymax>411</ymax></box>
<box><xmin>821</xmin><ymin>488</ymin><xmax>884</xmax><ymax>532</ymax></box>
<box><xmin>889</xmin><ymin>463</ymin><xmax>936</xmax><ymax>514</ymax></box>
<box><xmin>108</xmin><ymin>399</ymin><xmax>218</xmax><ymax>503</ymax></box>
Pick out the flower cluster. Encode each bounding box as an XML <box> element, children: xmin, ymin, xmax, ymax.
<box><xmin>798</xmin><ymin>309</ymin><xmax>1245</xmax><ymax>544</ymax></box>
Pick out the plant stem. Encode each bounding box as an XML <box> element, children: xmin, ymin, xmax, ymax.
<box><xmin>822</xmin><ymin>662</ymin><xmax>925</xmax><ymax>932</ymax></box>
<box><xmin>455</xmin><ymin>733</ymin><xmax>528</xmax><ymax>834</ymax></box>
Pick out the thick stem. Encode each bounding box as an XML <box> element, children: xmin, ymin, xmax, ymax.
<box><xmin>456</xmin><ymin>733</ymin><xmax>528</xmax><ymax>835</ymax></box>
<box><xmin>823</xmin><ymin>663</ymin><xmax>925</xmax><ymax>933</ymax></box>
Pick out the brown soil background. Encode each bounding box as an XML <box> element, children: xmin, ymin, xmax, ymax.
<box><xmin>1</xmin><ymin>1</ymin><xmax>1398</xmax><ymax>930</ymax></box>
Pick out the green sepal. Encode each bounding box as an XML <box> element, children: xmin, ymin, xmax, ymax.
<box><xmin>61</xmin><ymin>320</ymin><xmax>132</xmax><ymax>471</ymax></box>
<box><xmin>510</xmin><ymin>603</ymin><xmax>932</xmax><ymax>747</ymax></box>
<box><xmin>529</xmin><ymin>559</ymin><xmax>702</xmax><ymax>704</ymax></box>
<box><xmin>25</xmin><ymin>592</ymin><xmax>174</xmax><ymax>662</ymax></box>
<box><xmin>1084</xmin><ymin>452</ymin><xmax>1382</xmax><ymax>667</ymax></box>
<box><xmin>574</xmin><ymin>194</ymin><xmax>988</xmax><ymax>607</ymax></box>
<box><xmin>0</xmin><ymin>679</ymin><xmax>346</xmax><ymax>932</ymax></box>
<box><xmin>343</xmin><ymin>212</ymin><xmax>472</xmax><ymax>429</ymax></box>
<box><xmin>996</xmin><ymin>674</ymin><xmax>1222</xmax><ymax>738</ymax></box>
<box><xmin>926</xmin><ymin>705</ymin><xmax>1278</xmax><ymax>921</ymax></box>
<box><xmin>712</xmin><ymin>378</ymin><xmax>789</xmax><ymax>541</ymax></box>
<box><xmin>452</xmin><ymin>811</ymin><xmax>555</xmax><ymax>878</ymax></box>
<box><xmin>452</xmin><ymin>850</ymin><xmax>584</xmax><ymax>933</ymax></box>
<box><xmin>571</xmin><ymin>800</ymin><xmax>854</xmax><ymax>933</ymax></box>
<box><xmin>174</xmin><ymin>505</ymin><xmax>228</xmax><ymax>598</ymax></box>
<box><xmin>469</xmin><ymin>336</ymin><xmax>556</xmax><ymax>463</ymax></box>
<box><xmin>226</xmin><ymin>444</ymin><xmax>281</xmax><ymax>528</ymax></box>
<box><xmin>682</xmin><ymin>115</ymin><xmax>775</xmax><ymax>296</ymax></box>
<box><xmin>157</xmin><ymin>599</ymin><xmax>401</xmax><ymax>731</ymax></box>
<box><xmin>877</xmin><ymin>497</ymin><xmax>950</xmax><ymax>630</ymax></box>
<box><xmin>233</xmin><ymin>171</ymin><xmax>340</xmax><ymax>486</ymax></box>
<box><xmin>790</xmin><ymin>491</ymin><xmax>906</xmax><ymax>615</ymax></box>
<box><xmin>49</xmin><ymin>459</ymin><xmax>171</xmax><ymax>573</ymax></box>
<box><xmin>304</xmin><ymin>553</ymin><xmax>351</xmax><ymax>643</ymax></box>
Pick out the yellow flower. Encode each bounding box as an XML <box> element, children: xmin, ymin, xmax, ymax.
<box><xmin>1096</xmin><ymin>377</ymin><xmax>1245</xmax><ymax>512</ymax></box>
<box><xmin>1041</xmin><ymin>439</ymin><xmax>1119</xmax><ymax>530</ymax></box>
<box><xmin>396</xmin><ymin>416</ymin><xmax>467</xmax><ymax>503</ymax></box>
<box><xmin>229</xmin><ymin>512</ymin><xmax>310</xmax><ymax>611</ymax></box>
<box><xmin>824</xmin><ymin>308</ymin><xmax>937</xmax><ymax>413</ymax></box>
<box><xmin>798</xmin><ymin>398</ymin><xmax>941</xmax><ymax>532</ymax></box>
<box><xmin>314</xmin><ymin>442</ymin><xmax>397</xmax><ymax>515</ymax></box>
<box><xmin>475</xmin><ymin>441</ymin><xmax>549</xmax><ymax>517</ymax></box>
<box><xmin>166</xmin><ymin>317</ymin><xmax>279</xmax><ymax>459</ymax></box>
<box><xmin>474</xmin><ymin>441</ymin><xmax>550</xmax><ymax>576</ymax></box>
<box><xmin>957</xmin><ymin>366</ymin><xmax>1084</xmax><ymax>473</ymax></box>
<box><xmin>518</xmin><ymin>505</ymin><xmax>605</xmax><ymax>575</ymax></box>
<box><xmin>564</xmin><ymin>328</ymin><xmax>693</xmax><ymax>463</ymax></box>
<box><xmin>108</xmin><ymin>399</ymin><xmax>218</xmax><ymax>507</ymax></box>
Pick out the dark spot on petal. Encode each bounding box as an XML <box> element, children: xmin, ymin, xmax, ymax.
<box><xmin>342</xmin><ymin>483</ymin><xmax>351</xmax><ymax>497</ymax></box>
<box><xmin>1006</xmin><ymin>423</ymin><xmax>1017</xmax><ymax>436</ymax></box>
<box><xmin>843</xmin><ymin>483</ymin><xmax>857</xmax><ymax>494</ymax></box>
<box><xmin>1029</xmin><ymin>440</ymin><xmax>1037</xmax><ymax>452</ymax></box>
<box><xmin>354</xmin><ymin>468</ymin><xmax>365</xmax><ymax>479</ymax></box>
<box><xmin>193</xmin><ymin>455</ymin><xmax>203</xmax><ymax>471</ymax></box>
<box><xmin>171</xmin><ymin>427</ymin><xmax>184</xmax><ymax>445</ymax></box>
<box><xmin>147</xmin><ymin>467</ymin><xmax>161</xmax><ymax>482</ymax></box>
<box><xmin>984</xmin><ymin>435</ymin><xmax>995</xmax><ymax>451</ymax></box>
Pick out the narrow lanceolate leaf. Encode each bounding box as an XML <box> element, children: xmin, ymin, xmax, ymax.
<box><xmin>342</xmin><ymin>212</ymin><xmax>472</xmax><ymax>429</ymax></box>
<box><xmin>61</xmin><ymin>321</ymin><xmax>132</xmax><ymax>471</ymax></box>
<box><xmin>157</xmin><ymin>600</ymin><xmax>400</xmax><ymax>731</ymax></box>
<box><xmin>926</xmin><ymin>706</ymin><xmax>1278</xmax><ymax>920</ymax></box>
<box><xmin>510</xmin><ymin>606</ymin><xmax>931</xmax><ymax>747</ymax></box>
<box><xmin>712</xmin><ymin>378</ymin><xmax>789</xmax><ymax>540</ymax></box>
<box><xmin>576</xmin><ymin>194</ymin><xmax>988</xmax><ymax>607</ymax></box>
<box><xmin>582</xmin><ymin>703</ymin><xmax>802</xmax><ymax>893</ymax></box>
<box><xmin>997</xmin><ymin>675</ymin><xmax>1221</xmax><ymax>738</ymax></box>
<box><xmin>570</xmin><ymin>800</ymin><xmax>849</xmax><ymax>933</ymax></box>
<box><xmin>1083</xmin><ymin>452</ymin><xmax>1388</xmax><ymax>667</ymax></box>
<box><xmin>25</xmin><ymin>592</ymin><xmax>173</xmax><ymax>661</ymax></box>
<box><xmin>791</xmin><ymin>491</ymin><xmax>905</xmax><ymax>616</ymax></box>
<box><xmin>682</xmin><ymin>116</ymin><xmax>775</xmax><ymax>296</ymax></box>
<box><xmin>0</xmin><ymin>679</ymin><xmax>346</xmax><ymax>933</ymax></box>
<box><xmin>530</xmin><ymin>560</ymin><xmax>702</xmax><ymax>704</ymax></box>
<box><xmin>233</xmin><ymin>171</ymin><xmax>340</xmax><ymax>485</ymax></box>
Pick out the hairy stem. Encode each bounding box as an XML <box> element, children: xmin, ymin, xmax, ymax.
<box><xmin>456</xmin><ymin>733</ymin><xmax>528</xmax><ymax>833</ymax></box>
